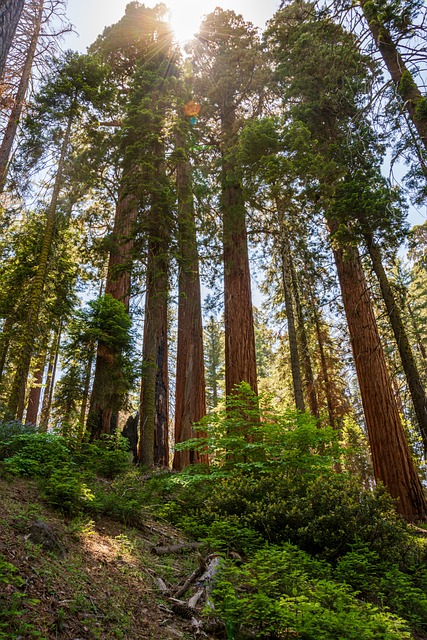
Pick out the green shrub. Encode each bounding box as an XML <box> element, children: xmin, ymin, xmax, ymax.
<box><xmin>41</xmin><ymin>466</ymin><xmax>95</xmax><ymax>515</ymax></box>
<box><xmin>2</xmin><ymin>433</ymin><xmax>71</xmax><ymax>477</ymax></box>
<box><xmin>211</xmin><ymin>544</ymin><xmax>412</xmax><ymax>640</ymax></box>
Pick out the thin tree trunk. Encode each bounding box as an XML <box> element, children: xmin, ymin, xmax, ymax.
<box><xmin>0</xmin><ymin>315</ymin><xmax>13</xmax><ymax>384</ymax></box>
<box><xmin>289</xmin><ymin>251</ymin><xmax>319</xmax><ymax>417</ymax></box>
<box><xmin>0</xmin><ymin>0</ymin><xmax>25</xmax><ymax>79</ymax></box>
<box><xmin>221</xmin><ymin>107</ymin><xmax>258</xmax><ymax>398</ymax></box>
<box><xmin>359</xmin><ymin>0</ymin><xmax>427</xmax><ymax>154</ymax></box>
<box><xmin>312</xmin><ymin>303</ymin><xmax>336</xmax><ymax>430</ymax></box>
<box><xmin>365</xmin><ymin>233</ymin><xmax>427</xmax><ymax>454</ymax></box>
<box><xmin>79</xmin><ymin>345</ymin><xmax>94</xmax><ymax>433</ymax></box>
<box><xmin>329</xmin><ymin>218</ymin><xmax>427</xmax><ymax>521</ymax></box>
<box><xmin>39</xmin><ymin>322</ymin><xmax>61</xmax><ymax>431</ymax></box>
<box><xmin>0</xmin><ymin>0</ymin><xmax>44</xmax><ymax>193</ymax></box>
<box><xmin>173</xmin><ymin>129</ymin><xmax>207</xmax><ymax>470</ymax></box>
<box><xmin>25</xmin><ymin>346</ymin><xmax>47</xmax><ymax>425</ymax></box>
<box><xmin>88</xmin><ymin>189</ymin><xmax>138</xmax><ymax>439</ymax></box>
<box><xmin>280</xmin><ymin>242</ymin><xmax>305</xmax><ymax>412</ymax></box>
<box><xmin>8</xmin><ymin>109</ymin><xmax>73</xmax><ymax>419</ymax></box>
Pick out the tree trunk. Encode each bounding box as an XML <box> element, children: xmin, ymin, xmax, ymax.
<box><xmin>0</xmin><ymin>0</ymin><xmax>44</xmax><ymax>193</ymax></box>
<box><xmin>139</xmin><ymin>157</ymin><xmax>170</xmax><ymax>468</ymax></box>
<box><xmin>359</xmin><ymin>0</ymin><xmax>427</xmax><ymax>154</ymax></box>
<box><xmin>39</xmin><ymin>322</ymin><xmax>61</xmax><ymax>431</ymax></box>
<box><xmin>0</xmin><ymin>315</ymin><xmax>13</xmax><ymax>385</ymax></box>
<box><xmin>221</xmin><ymin>108</ymin><xmax>258</xmax><ymax>398</ymax></box>
<box><xmin>173</xmin><ymin>131</ymin><xmax>207</xmax><ymax>470</ymax></box>
<box><xmin>79</xmin><ymin>344</ymin><xmax>94</xmax><ymax>436</ymax></box>
<box><xmin>289</xmin><ymin>250</ymin><xmax>318</xmax><ymax>417</ymax></box>
<box><xmin>88</xmin><ymin>190</ymin><xmax>138</xmax><ymax>439</ymax></box>
<box><xmin>8</xmin><ymin>110</ymin><xmax>73</xmax><ymax>419</ymax></box>
<box><xmin>312</xmin><ymin>302</ymin><xmax>336</xmax><ymax>430</ymax></box>
<box><xmin>25</xmin><ymin>346</ymin><xmax>47</xmax><ymax>425</ymax></box>
<box><xmin>329</xmin><ymin>218</ymin><xmax>427</xmax><ymax>521</ymax></box>
<box><xmin>0</xmin><ymin>0</ymin><xmax>25</xmax><ymax>79</ymax></box>
<box><xmin>407</xmin><ymin>301</ymin><xmax>427</xmax><ymax>367</ymax></box>
<box><xmin>280</xmin><ymin>239</ymin><xmax>305</xmax><ymax>412</ymax></box>
<box><xmin>365</xmin><ymin>233</ymin><xmax>427</xmax><ymax>454</ymax></box>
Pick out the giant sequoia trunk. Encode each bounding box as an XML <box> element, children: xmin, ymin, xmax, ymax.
<box><xmin>88</xmin><ymin>190</ymin><xmax>138</xmax><ymax>439</ymax></box>
<box><xmin>0</xmin><ymin>0</ymin><xmax>25</xmax><ymax>79</ymax></box>
<box><xmin>173</xmin><ymin>134</ymin><xmax>207</xmax><ymax>470</ymax></box>
<box><xmin>139</xmin><ymin>158</ymin><xmax>171</xmax><ymax>468</ymax></box>
<box><xmin>365</xmin><ymin>233</ymin><xmax>427</xmax><ymax>455</ymax></box>
<box><xmin>0</xmin><ymin>0</ymin><xmax>44</xmax><ymax>193</ymax></box>
<box><xmin>330</xmin><ymin>219</ymin><xmax>427</xmax><ymax>521</ymax></box>
<box><xmin>359</xmin><ymin>0</ymin><xmax>427</xmax><ymax>154</ymax></box>
<box><xmin>221</xmin><ymin>108</ymin><xmax>258</xmax><ymax>398</ymax></box>
<box><xmin>8</xmin><ymin>111</ymin><xmax>73</xmax><ymax>419</ymax></box>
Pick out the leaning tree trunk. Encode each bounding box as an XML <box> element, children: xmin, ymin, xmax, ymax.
<box><xmin>359</xmin><ymin>0</ymin><xmax>427</xmax><ymax>154</ymax></box>
<box><xmin>0</xmin><ymin>315</ymin><xmax>13</xmax><ymax>385</ymax></box>
<box><xmin>0</xmin><ymin>0</ymin><xmax>44</xmax><ymax>193</ymax></box>
<box><xmin>88</xmin><ymin>190</ymin><xmax>138</xmax><ymax>439</ymax></box>
<box><xmin>221</xmin><ymin>107</ymin><xmax>258</xmax><ymax>398</ymax></box>
<box><xmin>365</xmin><ymin>233</ymin><xmax>427</xmax><ymax>455</ymax></box>
<box><xmin>173</xmin><ymin>130</ymin><xmax>207</xmax><ymax>470</ymax></box>
<box><xmin>329</xmin><ymin>218</ymin><xmax>427</xmax><ymax>521</ymax></box>
<box><xmin>8</xmin><ymin>110</ymin><xmax>73</xmax><ymax>419</ymax></box>
<box><xmin>139</xmin><ymin>158</ymin><xmax>171</xmax><ymax>469</ymax></box>
<box><xmin>0</xmin><ymin>0</ymin><xmax>25</xmax><ymax>80</ymax></box>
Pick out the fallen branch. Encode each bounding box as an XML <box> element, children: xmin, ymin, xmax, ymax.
<box><xmin>174</xmin><ymin>555</ymin><xmax>206</xmax><ymax>599</ymax></box>
<box><xmin>151</xmin><ymin>542</ymin><xmax>202</xmax><ymax>556</ymax></box>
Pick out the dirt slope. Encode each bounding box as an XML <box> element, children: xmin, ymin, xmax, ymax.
<box><xmin>0</xmin><ymin>477</ymin><xmax>208</xmax><ymax>640</ymax></box>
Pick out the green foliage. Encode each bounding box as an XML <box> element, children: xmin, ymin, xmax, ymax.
<box><xmin>41</xmin><ymin>466</ymin><xmax>95</xmax><ymax>516</ymax></box>
<box><xmin>1</xmin><ymin>433</ymin><xmax>70</xmax><ymax>477</ymax></box>
<box><xmin>176</xmin><ymin>383</ymin><xmax>340</xmax><ymax>474</ymax></box>
<box><xmin>211</xmin><ymin>544</ymin><xmax>412</xmax><ymax>639</ymax></box>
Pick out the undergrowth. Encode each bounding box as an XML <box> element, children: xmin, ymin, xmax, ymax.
<box><xmin>1</xmin><ymin>385</ymin><xmax>426</xmax><ymax>639</ymax></box>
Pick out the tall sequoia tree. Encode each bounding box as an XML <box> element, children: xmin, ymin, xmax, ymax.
<box><xmin>0</xmin><ymin>0</ymin><xmax>25</xmax><ymax>79</ymax></box>
<box><xmin>173</xmin><ymin>115</ymin><xmax>207</xmax><ymax>470</ymax></box>
<box><xmin>191</xmin><ymin>9</ymin><xmax>263</xmax><ymax>398</ymax></box>
<box><xmin>266</xmin><ymin>2</ymin><xmax>427</xmax><ymax>520</ymax></box>
<box><xmin>86</xmin><ymin>4</ymin><xmax>171</xmax><ymax>438</ymax></box>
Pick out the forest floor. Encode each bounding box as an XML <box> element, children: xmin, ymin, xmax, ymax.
<box><xmin>0</xmin><ymin>477</ymin><xmax>214</xmax><ymax>640</ymax></box>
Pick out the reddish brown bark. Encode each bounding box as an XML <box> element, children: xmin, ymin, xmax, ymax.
<box><xmin>139</xmin><ymin>155</ymin><xmax>171</xmax><ymax>468</ymax></box>
<box><xmin>221</xmin><ymin>108</ymin><xmax>258</xmax><ymax>398</ymax></box>
<box><xmin>88</xmin><ymin>190</ymin><xmax>138</xmax><ymax>439</ymax></box>
<box><xmin>105</xmin><ymin>192</ymin><xmax>138</xmax><ymax>310</ymax></box>
<box><xmin>139</xmin><ymin>235</ymin><xmax>169</xmax><ymax>468</ymax></box>
<box><xmin>25</xmin><ymin>347</ymin><xmax>46</xmax><ymax>425</ymax></box>
<box><xmin>173</xmin><ymin>135</ymin><xmax>207</xmax><ymax>470</ymax></box>
<box><xmin>330</xmin><ymin>220</ymin><xmax>427</xmax><ymax>521</ymax></box>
